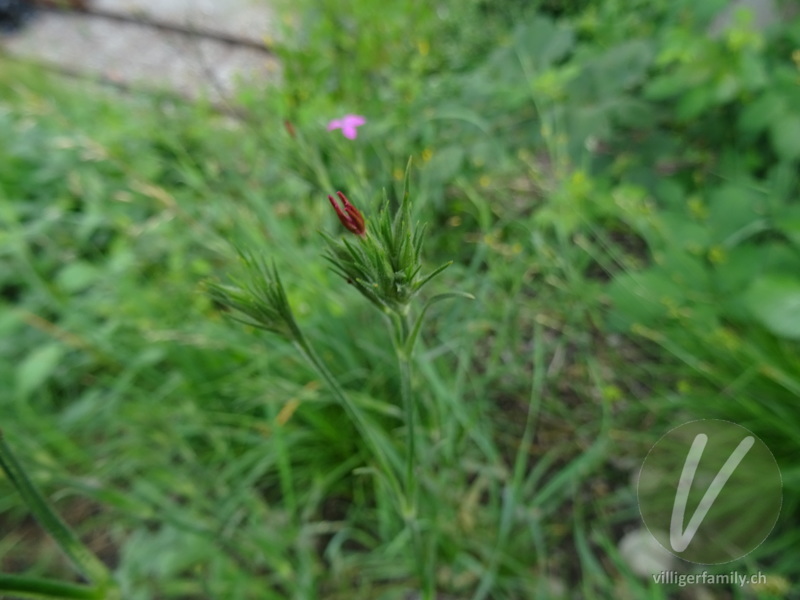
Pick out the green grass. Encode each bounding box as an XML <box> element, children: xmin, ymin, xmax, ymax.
<box><xmin>1</xmin><ymin>0</ymin><xmax>799</xmax><ymax>598</ymax></box>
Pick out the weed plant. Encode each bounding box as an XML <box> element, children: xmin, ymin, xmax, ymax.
<box><xmin>0</xmin><ymin>0</ymin><xmax>798</xmax><ymax>598</ymax></box>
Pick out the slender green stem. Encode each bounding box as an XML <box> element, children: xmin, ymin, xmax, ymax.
<box><xmin>393</xmin><ymin>311</ymin><xmax>416</xmax><ymax>515</ymax></box>
<box><xmin>0</xmin><ymin>431</ymin><xmax>114</xmax><ymax>591</ymax></box>
<box><xmin>0</xmin><ymin>575</ymin><xmax>105</xmax><ymax>600</ymax></box>
<box><xmin>389</xmin><ymin>311</ymin><xmax>434</xmax><ymax>600</ymax></box>
<box><xmin>398</xmin><ymin>344</ymin><xmax>416</xmax><ymax>516</ymax></box>
<box><xmin>290</xmin><ymin>336</ymin><xmax>404</xmax><ymax>504</ymax></box>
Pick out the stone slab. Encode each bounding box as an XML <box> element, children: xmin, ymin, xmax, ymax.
<box><xmin>92</xmin><ymin>0</ymin><xmax>276</xmax><ymax>45</ymax></box>
<box><xmin>1</xmin><ymin>10</ymin><xmax>279</xmax><ymax>101</ymax></box>
<box><xmin>708</xmin><ymin>0</ymin><xmax>782</xmax><ymax>36</ymax></box>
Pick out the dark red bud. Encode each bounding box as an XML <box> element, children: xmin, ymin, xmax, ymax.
<box><xmin>328</xmin><ymin>191</ymin><xmax>366</xmax><ymax>236</ymax></box>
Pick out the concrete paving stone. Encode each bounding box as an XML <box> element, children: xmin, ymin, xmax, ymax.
<box><xmin>1</xmin><ymin>10</ymin><xmax>280</xmax><ymax>100</ymax></box>
<box><xmin>92</xmin><ymin>0</ymin><xmax>277</xmax><ymax>45</ymax></box>
<box><xmin>708</xmin><ymin>0</ymin><xmax>780</xmax><ymax>36</ymax></box>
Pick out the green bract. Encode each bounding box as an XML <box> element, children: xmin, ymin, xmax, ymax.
<box><xmin>206</xmin><ymin>252</ymin><xmax>301</xmax><ymax>341</ymax></box>
<box><xmin>321</xmin><ymin>165</ymin><xmax>452</xmax><ymax>316</ymax></box>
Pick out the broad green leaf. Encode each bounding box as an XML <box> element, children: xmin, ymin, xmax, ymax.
<box><xmin>590</xmin><ymin>40</ymin><xmax>655</xmax><ymax>97</ymax></box>
<box><xmin>606</xmin><ymin>269</ymin><xmax>683</xmax><ymax>329</ymax></box>
<box><xmin>706</xmin><ymin>185</ymin><xmax>764</xmax><ymax>245</ymax></box>
<box><xmin>656</xmin><ymin>250</ymin><xmax>711</xmax><ymax>295</ymax></box>
<box><xmin>770</xmin><ymin>114</ymin><xmax>800</xmax><ymax>162</ymax></box>
<box><xmin>738</xmin><ymin>51</ymin><xmax>768</xmax><ymax>91</ymax></box>
<box><xmin>745</xmin><ymin>275</ymin><xmax>800</xmax><ymax>339</ymax></box>
<box><xmin>56</xmin><ymin>261</ymin><xmax>100</xmax><ymax>293</ymax></box>
<box><xmin>714</xmin><ymin>72</ymin><xmax>741</xmax><ymax>103</ymax></box>
<box><xmin>775</xmin><ymin>205</ymin><xmax>800</xmax><ymax>248</ymax></box>
<box><xmin>569</xmin><ymin>104</ymin><xmax>611</xmax><ymax>148</ymax></box>
<box><xmin>677</xmin><ymin>86</ymin><xmax>715</xmax><ymax>120</ymax></box>
<box><xmin>713</xmin><ymin>244</ymin><xmax>772</xmax><ymax>319</ymax></box>
<box><xmin>738</xmin><ymin>92</ymin><xmax>787</xmax><ymax>135</ymax></box>
<box><xmin>657</xmin><ymin>212</ymin><xmax>711</xmax><ymax>251</ymax></box>
<box><xmin>514</xmin><ymin>16</ymin><xmax>575</xmax><ymax>70</ymax></box>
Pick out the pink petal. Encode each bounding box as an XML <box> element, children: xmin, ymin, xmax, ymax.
<box><xmin>343</xmin><ymin>114</ymin><xmax>366</xmax><ymax>127</ymax></box>
<box><xmin>342</xmin><ymin>126</ymin><xmax>358</xmax><ymax>140</ymax></box>
<box><xmin>327</xmin><ymin>119</ymin><xmax>343</xmax><ymax>131</ymax></box>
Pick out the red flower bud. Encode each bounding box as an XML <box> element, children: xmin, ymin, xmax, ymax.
<box><xmin>328</xmin><ymin>191</ymin><xmax>366</xmax><ymax>236</ymax></box>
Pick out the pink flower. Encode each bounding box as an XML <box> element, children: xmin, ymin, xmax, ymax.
<box><xmin>327</xmin><ymin>114</ymin><xmax>366</xmax><ymax>140</ymax></box>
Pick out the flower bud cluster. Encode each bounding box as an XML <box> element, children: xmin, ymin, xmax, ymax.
<box><xmin>323</xmin><ymin>187</ymin><xmax>451</xmax><ymax>316</ymax></box>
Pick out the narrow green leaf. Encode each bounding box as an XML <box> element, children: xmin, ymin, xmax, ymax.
<box><xmin>404</xmin><ymin>291</ymin><xmax>475</xmax><ymax>355</ymax></box>
<box><xmin>16</xmin><ymin>343</ymin><xmax>65</xmax><ymax>400</ymax></box>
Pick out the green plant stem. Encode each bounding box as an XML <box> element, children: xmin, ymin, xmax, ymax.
<box><xmin>395</xmin><ymin>313</ymin><xmax>416</xmax><ymax>514</ymax></box>
<box><xmin>0</xmin><ymin>575</ymin><xmax>105</xmax><ymax>600</ymax></box>
<box><xmin>290</xmin><ymin>336</ymin><xmax>404</xmax><ymax>504</ymax></box>
<box><xmin>0</xmin><ymin>432</ymin><xmax>114</xmax><ymax>592</ymax></box>
<box><xmin>389</xmin><ymin>311</ymin><xmax>434</xmax><ymax>600</ymax></box>
<box><xmin>293</xmin><ymin>315</ymin><xmax>434</xmax><ymax>597</ymax></box>
<box><xmin>398</xmin><ymin>349</ymin><xmax>416</xmax><ymax>516</ymax></box>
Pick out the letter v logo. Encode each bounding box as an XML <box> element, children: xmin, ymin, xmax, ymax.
<box><xmin>638</xmin><ymin>420</ymin><xmax>781</xmax><ymax>563</ymax></box>
<box><xmin>669</xmin><ymin>433</ymin><xmax>755</xmax><ymax>552</ymax></box>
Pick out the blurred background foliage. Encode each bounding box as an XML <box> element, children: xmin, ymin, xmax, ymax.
<box><xmin>1</xmin><ymin>0</ymin><xmax>798</xmax><ymax>597</ymax></box>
